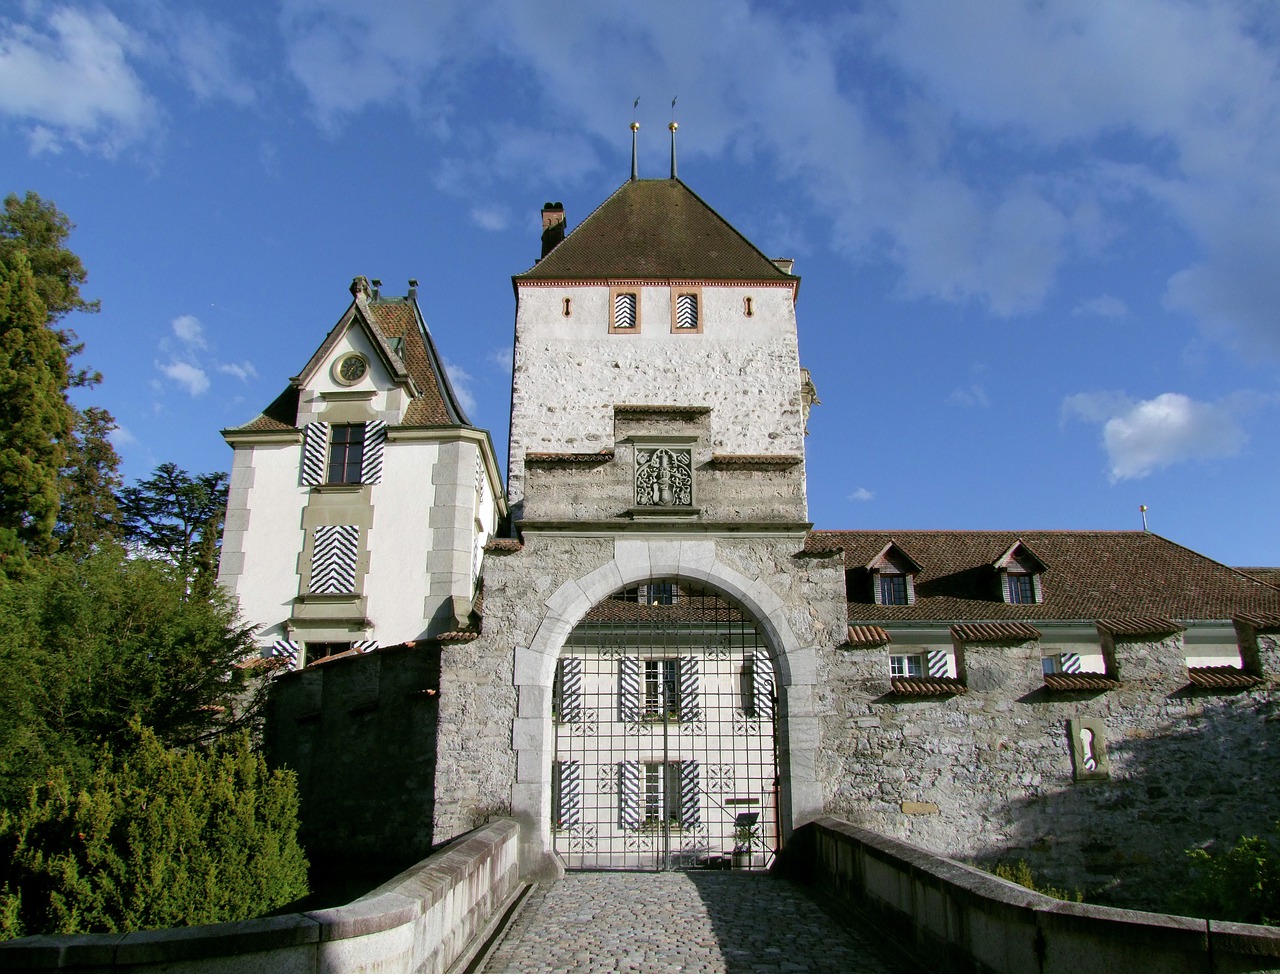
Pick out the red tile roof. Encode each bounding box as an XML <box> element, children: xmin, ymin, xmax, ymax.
<box><xmin>810</xmin><ymin>530</ymin><xmax>1280</xmax><ymax>623</ymax></box>
<box><xmin>846</xmin><ymin>625</ymin><xmax>891</xmax><ymax>647</ymax></box>
<box><xmin>1043</xmin><ymin>674</ymin><xmax>1121</xmax><ymax>691</ymax></box>
<box><xmin>951</xmin><ymin>622</ymin><xmax>1041</xmax><ymax>643</ymax></box>
<box><xmin>890</xmin><ymin>677</ymin><xmax>967</xmax><ymax>696</ymax></box>
<box><xmin>516</xmin><ymin>180</ymin><xmax>796</xmax><ymax>282</ymax></box>
<box><xmin>709</xmin><ymin>454</ymin><xmax>803</xmax><ymax>468</ymax></box>
<box><xmin>1187</xmin><ymin>666</ymin><xmax>1263</xmax><ymax>690</ymax></box>
<box><xmin>1095</xmin><ymin>617</ymin><xmax>1185</xmax><ymax>637</ymax></box>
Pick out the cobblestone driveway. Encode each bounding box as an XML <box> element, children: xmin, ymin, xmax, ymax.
<box><xmin>480</xmin><ymin>871</ymin><xmax>913</xmax><ymax>974</ymax></box>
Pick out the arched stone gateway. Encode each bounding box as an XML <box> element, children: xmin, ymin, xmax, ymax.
<box><xmin>510</xmin><ymin>540</ymin><xmax>821</xmax><ymax>874</ymax></box>
<box><xmin>552</xmin><ymin>581</ymin><xmax>778</xmax><ymax>870</ymax></box>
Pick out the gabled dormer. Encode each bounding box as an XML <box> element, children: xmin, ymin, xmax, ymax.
<box><xmin>868</xmin><ymin>541</ymin><xmax>923</xmax><ymax>606</ymax></box>
<box><xmin>993</xmin><ymin>540</ymin><xmax>1047</xmax><ymax>605</ymax></box>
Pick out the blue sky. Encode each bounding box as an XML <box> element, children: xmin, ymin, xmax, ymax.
<box><xmin>3</xmin><ymin>0</ymin><xmax>1279</xmax><ymax>566</ymax></box>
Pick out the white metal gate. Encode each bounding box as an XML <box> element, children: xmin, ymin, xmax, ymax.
<box><xmin>551</xmin><ymin>581</ymin><xmax>779</xmax><ymax>870</ymax></box>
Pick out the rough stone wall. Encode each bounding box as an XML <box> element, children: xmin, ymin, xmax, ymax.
<box><xmin>816</xmin><ymin>630</ymin><xmax>1280</xmax><ymax>909</ymax></box>
<box><xmin>265</xmin><ymin>645</ymin><xmax>442</xmax><ymax>878</ymax></box>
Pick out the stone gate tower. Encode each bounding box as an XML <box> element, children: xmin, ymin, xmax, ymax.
<box><xmin>460</xmin><ymin>166</ymin><xmax>847</xmax><ymax>872</ymax></box>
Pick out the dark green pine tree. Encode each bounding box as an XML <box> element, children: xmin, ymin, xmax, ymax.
<box><xmin>0</xmin><ymin>251</ymin><xmax>74</xmax><ymax>563</ymax></box>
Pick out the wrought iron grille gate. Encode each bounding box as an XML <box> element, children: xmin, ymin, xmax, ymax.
<box><xmin>551</xmin><ymin>582</ymin><xmax>779</xmax><ymax>871</ymax></box>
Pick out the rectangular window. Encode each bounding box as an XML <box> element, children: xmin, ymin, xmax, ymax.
<box><xmin>1008</xmin><ymin>573</ymin><xmax>1036</xmax><ymax>604</ymax></box>
<box><xmin>610</xmin><ymin>289</ymin><xmax>639</xmax><ymax>332</ymax></box>
<box><xmin>890</xmin><ymin>654</ymin><xmax>923</xmax><ymax>678</ymax></box>
<box><xmin>672</xmin><ymin>291</ymin><xmax>701</xmax><ymax>332</ymax></box>
<box><xmin>306</xmin><ymin>641</ymin><xmax>350</xmax><ymax>663</ymax></box>
<box><xmin>327</xmin><ymin>424</ymin><xmax>365</xmax><ymax>484</ymax></box>
<box><xmin>643</xmin><ymin>762</ymin><xmax>680</xmax><ymax>825</ymax></box>
<box><xmin>643</xmin><ymin>658</ymin><xmax>680</xmax><ymax>718</ymax></box>
<box><xmin>880</xmin><ymin>574</ymin><xmax>908</xmax><ymax>605</ymax></box>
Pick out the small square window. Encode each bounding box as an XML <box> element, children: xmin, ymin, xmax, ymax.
<box><xmin>890</xmin><ymin>654</ymin><xmax>923</xmax><ymax>678</ymax></box>
<box><xmin>1008</xmin><ymin>573</ymin><xmax>1036</xmax><ymax>604</ymax></box>
<box><xmin>880</xmin><ymin>574</ymin><xmax>908</xmax><ymax>605</ymax></box>
<box><xmin>610</xmin><ymin>289</ymin><xmax>639</xmax><ymax>332</ymax></box>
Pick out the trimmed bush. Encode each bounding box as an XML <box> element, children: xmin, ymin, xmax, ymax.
<box><xmin>0</xmin><ymin>726</ymin><xmax>307</xmax><ymax>939</ymax></box>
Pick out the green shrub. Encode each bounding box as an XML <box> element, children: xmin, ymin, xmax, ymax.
<box><xmin>1185</xmin><ymin>827</ymin><xmax>1280</xmax><ymax>926</ymax></box>
<box><xmin>992</xmin><ymin>860</ymin><xmax>1084</xmax><ymax>902</ymax></box>
<box><xmin>0</xmin><ymin>726</ymin><xmax>307</xmax><ymax>939</ymax></box>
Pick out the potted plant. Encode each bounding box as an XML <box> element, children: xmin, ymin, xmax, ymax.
<box><xmin>732</xmin><ymin>823</ymin><xmax>755</xmax><ymax>870</ymax></box>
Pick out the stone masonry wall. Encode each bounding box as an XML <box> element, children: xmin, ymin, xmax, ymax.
<box><xmin>816</xmin><ymin>630</ymin><xmax>1280</xmax><ymax>909</ymax></box>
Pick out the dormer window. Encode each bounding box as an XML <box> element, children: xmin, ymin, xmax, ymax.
<box><xmin>867</xmin><ymin>541</ymin><xmax>922</xmax><ymax>606</ymax></box>
<box><xmin>993</xmin><ymin>540</ymin><xmax>1046</xmax><ymax>605</ymax></box>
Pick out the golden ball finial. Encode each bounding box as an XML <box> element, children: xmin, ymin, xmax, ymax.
<box><xmin>669</xmin><ymin>121</ymin><xmax>678</xmax><ymax>131</ymax></box>
<box><xmin>630</xmin><ymin>121</ymin><xmax>640</xmax><ymax>131</ymax></box>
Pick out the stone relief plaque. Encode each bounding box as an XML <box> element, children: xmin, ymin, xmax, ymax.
<box><xmin>635</xmin><ymin>447</ymin><xmax>693</xmax><ymax>506</ymax></box>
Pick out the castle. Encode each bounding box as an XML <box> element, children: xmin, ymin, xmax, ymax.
<box><xmin>219</xmin><ymin>149</ymin><xmax>1280</xmax><ymax>903</ymax></box>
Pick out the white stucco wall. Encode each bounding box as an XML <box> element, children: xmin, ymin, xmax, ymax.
<box><xmin>508</xmin><ymin>282</ymin><xmax>804</xmax><ymax>508</ymax></box>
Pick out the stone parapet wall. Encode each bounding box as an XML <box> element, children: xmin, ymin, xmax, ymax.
<box><xmin>0</xmin><ymin>819</ymin><xmax>523</xmax><ymax>974</ymax></box>
<box><xmin>816</xmin><ymin>630</ymin><xmax>1280</xmax><ymax>908</ymax></box>
<box><xmin>795</xmin><ymin>817</ymin><xmax>1280</xmax><ymax>974</ymax></box>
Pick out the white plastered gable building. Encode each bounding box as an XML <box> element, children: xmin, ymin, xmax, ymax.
<box><xmin>218</xmin><ymin>276</ymin><xmax>505</xmax><ymax>668</ymax></box>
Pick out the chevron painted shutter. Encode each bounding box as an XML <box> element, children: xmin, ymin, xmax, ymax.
<box><xmin>678</xmin><ymin>656</ymin><xmax>700</xmax><ymax>722</ymax></box>
<box><xmin>353</xmin><ymin>639</ymin><xmax>378</xmax><ymax>654</ymax></box>
<box><xmin>301</xmin><ymin>422</ymin><xmax>330</xmax><ymax>486</ymax></box>
<box><xmin>311</xmin><ymin>524</ymin><xmax>359</xmax><ymax>593</ymax></box>
<box><xmin>678</xmin><ymin>760</ymin><xmax>700</xmax><ymax>828</ymax></box>
<box><xmin>1031</xmin><ymin>573</ymin><xmax>1043</xmax><ymax>604</ymax></box>
<box><xmin>752</xmin><ymin>650</ymin><xmax>775</xmax><ymax>720</ymax></box>
<box><xmin>675</xmin><ymin>292</ymin><xmax>698</xmax><ymax>329</ymax></box>
<box><xmin>556</xmin><ymin>656</ymin><xmax>583</xmax><ymax>723</ymax></box>
<box><xmin>361</xmin><ymin>420</ymin><xmax>387</xmax><ymax>484</ymax></box>
<box><xmin>926</xmin><ymin>649</ymin><xmax>949</xmax><ymax>678</ymax></box>
<box><xmin>618</xmin><ymin>656</ymin><xmax>641</xmax><ymax>722</ymax></box>
<box><xmin>555</xmin><ymin>760</ymin><xmax>581</xmax><ymax>828</ymax></box>
<box><xmin>905</xmin><ymin>575</ymin><xmax>916</xmax><ymax>605</ymax></box>
<box><xmin>1060</xmin><ymin>652</ymin><xmax>1082</xmax><ymax>673</ymax></box>
<box><xmin>618</xmin><ymin>761</ymin><xmax>642</xmax><ymax>830</ymax></box>
<box><xmin>272</xmin><ymin>640</ymin><xmax>299</xmax><ymax>668</ymax></box>
<box><xmin>614</xmin><ymin>292</ymin><xmax>636</xmax><ymax>329</ymax></box>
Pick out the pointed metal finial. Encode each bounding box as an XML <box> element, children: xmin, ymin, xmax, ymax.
<box><xmin>630</xmin><ymin>99</ymin><xmax>640</xmax><ymax>181</ymax></box>
<box><xmin>669</xmin><ymin>97</ymin><xmax>679</xmax><ymax>180</ymax></box>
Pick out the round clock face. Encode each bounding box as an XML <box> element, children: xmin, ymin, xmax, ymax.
<box><xmin>336</xmin><ymin>354</ymin><xmax>367</xmax><ymax>384</ymax></box>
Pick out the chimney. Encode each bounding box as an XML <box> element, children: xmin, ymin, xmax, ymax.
<box><xmin>371</xmin><ymin>278</ymin><xmax>382</xmax><ymax>300</ymax></box>
<box><xmin>540</xmin><ymin>202</ymin><xmax>565</xmax><ymax>258</ymax></box>
<box><xmin>408</xmin><ymin>278</ymin><xmax>419</xmax><ymax>300</ymax></box>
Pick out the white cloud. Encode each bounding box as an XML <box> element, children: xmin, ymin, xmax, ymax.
<box><xmin>949</xmin><ymin>385</ymin><xmax>990</xmax><ymax>409</ymax></box>
<box><xmin>470</xmin><ymin>205</ymin><xmax>508</xmax><ymax>231</ymax></box>
<box><xmin>218</xmin><ymin>361</ymin><xmax>258</xmax><ymax>381</ymax></box>
<box><xmin>109</xmin><ymin>425</ymin><xmax>138</xmax><ymax>447</ymax></box>
<box><xmin>1062</xmin><ymin>391</ymin><xmax>1247</xmax><ymax>481</ymax></box>
<box><xmin>848</xmin><ymin>487</ymin><xmax>874</xmax><ymax>502</ymax></box>
<box><xmin>157</xmin><ymin>360</ymin><xmax>211</xmax><ymax>396</ymax></box>
<box><xmin>1074</xmin><ymin>295</ymin><xmax>1128</xmax><ymax>319</ymax></box>
<box><xmin>487</xmin><ymin>345</ymin><xmax>513</xmax><ymax>372</ymax></box>
<box><xmin>172</xmin><ymin>314</ymin><xmax>207</xmax><ymax>348</ymax></box>
<box><xmin>0</xmin><ymin>6</ymin><xmax>156</xmax><ymax>154</ymax></box>
<box><xmin>169</xmin><ymin>14</ymin><xmax>255</xmax><ymax>106</ymax></box>
<box><xmin>442</xmin><ymin>358</ymin><xmax>477</xmax><ymax>416</ymax></box>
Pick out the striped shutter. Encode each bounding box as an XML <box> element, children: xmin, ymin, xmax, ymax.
<box><xmin>311</xmin><ymin>524</ymin><xmax>360</xmax><ymax>593</ymax></box>
<box><xmin>675</xmin><ymin>293</ymin><xmax>698</xmax><ymax>329</ymax></box>
<box><xmin>555</xmin><ymin>760</ymin><xmax>581</xmax><ymax>828</ymax></box>
<box><xmin>926</xmin><ymin>649</ymin><xmax>949</xmax><ymax>678</ymax></box>
<box><xmin>614</xmin><ymin>292</ymin><xmax>636</xmax><ymax>329</ymax></box>
<box><xmin>1060</xmin><ymin>652</ymin><xmax>1082</xmax><ymax>673</ymax></box>
<box><xmin>678</xmin><ymin>760</ymin><xmax>700</xmax><ymax>828</ymax></box>
<box><xmin>618</xmin><ymin>656</ymin><xmax>641</xmax><ymax>722</ymax></box>
<box><xmin>272</xmin><ymin>640</ymin><xmax>299</xmax><ymax>668</ymax></box>
<box><xmin>1003</xmin><ymin>572</ymin><xmax>1014</xmax><ymax>603</ymax></box>
<box><xmin>752</xmin><ymin>650</ymin><xmax>775</xmax><ymax>720</ymax></box>
<box><xmin>557</xmin><ymin>656</ymin><xmax>583</xmax><ymax>723</ymax></box>
<box><xmin>301</xmin><ymin>422</ymin><xmax>330</xmax><ymax>486</ymax></box>
<box><xmin>361</xmin><ymin>420</ymin><xmax>387</xmax><ymax>484</ymax></box>
<box><xmin>353</xmin><ymin>639</ymin><xmax>378</xmax><ymax>654</ymax></box>
<box><xmin>905</xmin><ymin>575</ymin><xmax>916</xmax><ymax>605</ymax></box>
<box><xmin>678</xmin><ymin>656</ymin><xmax>700</xmax><ymax>722</ymax></box>
<box><xmin>1031</xmin><ymin>573</ymin><xmax>1043</xmax><ymax>604</ymax></box>
<box><xmin>872</xmin><ymin>572</ymin><xmax>884</xmax><ymax>605</ymax></box>
<box><xmin>618</xmin><ymin>761</ymin><xmax>642</xmax><ymax>830</ymax></box>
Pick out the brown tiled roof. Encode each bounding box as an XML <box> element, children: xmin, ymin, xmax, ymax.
<box><xmin>517</xmin><ymin>180</ymin><xmax>797</xmax><ymax>282</ymax></box>
<box><xmin>890</xmin><ymin>677</ymin><xmax>967</xmax><ymax>696</ymax></box>
<box><xmin>1096</xmin><ymin>617</ymin><xmax>1185</xmax><ymax>637</ymax></box>
<box><xmin>582</xmin><ymin>589</ymin><xmax>748</xmax><ymax>625</ymax></box>
<box><xmin>846</xmin><ymin>625</ymin><xmax>891</xmax><ymax>647</ymax></box>
<box><xmin>225</xmin><ymin>287</ymin><xmax>470</xmax><ymax>434</ymax></box>
<box><xmin>1043</xmin><ymin>674</ymin><xmax>1121</xmax><ymax>691</ymax></box>
<box><xmin>1238</xmin><ymin>612</ymin><xmax>1280</xmax><ymax>633</ymax></box>
<box><xmin>437</xmin><ymin>586</ymin><xmax>483</xmax><ymax>642</ymax></box>
<box><xmin>708</xmin><ymin>454</ymin><xmax>803</xmax><ymax>468</ymax></box>
<box><xmin>951</xmin><ymin>622</ymin><xmax>1041</xmax><ymax>643</ymax></box>
<box><xmin>1237</xmin><ymin>567</ymin><xmax>1280</xmax><ymax>588</ymax></box>
<box><xmin>1187</xmin><ymin>666</ymin><xmax>1263</xmax><ymax>690</ymax></box>
<box><xmin>526</xmin><ymin>450</ymin><xmax>615</xmax><ymax>464</ymax></box>
<box><xmin>810</xmin><ymin>530</ymin><xmax>1280</xmax><ymax>623</ymax></box>
<box><xmin>614</xmin><ymin>404</ymin><xmax>712</xmax><ymax>416</ymax></box>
